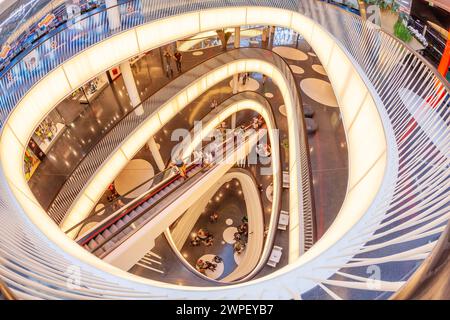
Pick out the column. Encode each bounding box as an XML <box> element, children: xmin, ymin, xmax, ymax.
<box><xmin>234</xmin><ymin>27</ymin><xmax>240</xmax><ymax>49</ymax></box>
<box><xmin>231</xmin><ymin>113</ymin><xmax>237</xmax><ymax>129</ymax></box>
<box><xmin>147</xmin><ymin>137</ymin><xmax>165</xmax><ymax>171</ymax></box>
<box><xmin>438</xmin><ymin>29</ymin><xmax>450</xmax><ymax>79</ymax></box>
<box><xmin>105</xmin><ymin>0</ymin><xmax>121</xmax><ymax>31</ymax></box>
<box><xmin>269</xmin><ymin>26</ymin><xmax>276</xmax><ymax>48</ymax></box>
<box><xmin>119</xmin><ymin>61</ymin><xmax>143</xmax><ymax>116</ymax></box>
<box><xmin>232</xmin><ymin>27</ymin><xmax>241</xmax><ymax>95</ymax></box>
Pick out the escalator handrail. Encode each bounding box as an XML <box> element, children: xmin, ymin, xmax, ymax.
<box><xmin>64</xmin><ymin>164</ymin><xmax>176</xmax><ymax>235</ymax></box>
<box><xmin>77</xmin><ymin>162</ymin><xmax>199</xmax><ymax>247</ymax></box>
<box><xmin>77</xmin><ymin>122</ymin><xmax>254</xmax><ymax>248</ymax></box>
<box><xmin>87</xmin><ymin>127</ymin><xmax>257</xmax><ymax>257</ymax></box>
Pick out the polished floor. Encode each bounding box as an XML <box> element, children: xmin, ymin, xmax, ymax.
<box><xmin>179</xmin><ymin>178</ymin><xmax>247</xmax><ymax>281</ymax></box>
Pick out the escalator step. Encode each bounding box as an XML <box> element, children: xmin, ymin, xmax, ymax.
<box><xmin>110</xmin><ymin>224</ymin><xmax>119</xmax><ymax>233</ymax></box>
<box><xmin>129</xmin><ymin>210</ymin><xmax>139</xmax><ymax>218</ymax></box>
<box><xmin>122</xmin><ymin>215</ymin><xmax>131</xmax><ymax>223</ymax></box>
<box><xmin>95</xmin><ymin>234</ymin><xmax>105</xmax><ymax>243</ymax></box>
<box><xmin>141</xmin><ymin>202</ymin><xmax>150</xmax><ymax>209</ymax></box>
<box><xmin>135</xmin><ymin>206</ymin><xmax>144</xmax><ymax>214</ymax></box>
<box><xmin>116</xmin><ymin>220</ymin><xmax>125</xmax><ymax>228</ymax></box>
<box><xmin>136</xmin><ymin>217</ymin><xmax>145</xmax><ymax>225</ymax></box>
<box><xmin>95</xmin><ymin>248</ymin><xmax>105</xmax><ymax>257</ymax></box>
<box><xmin>102</xmin><ymin>229</ymin><xmax>112</xmax><ymax>238</ymax></box>
<box><xmin>103</xmin><ymin>241</ymin><xmax>114</xmax><ymax>252</ymax></box>
<box><xmin>88</xmin><ymin>239</ymin><xmax>98</xmax><ymax>250</ymax></box>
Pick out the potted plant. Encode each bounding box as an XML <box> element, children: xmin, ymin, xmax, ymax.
<box><xmin>394</xmin><ymin>17</ymin><xmax>413</xmax><ymax>43</ymax></box>
<box><xmin>216</xmin><ymin>29</ymin><xmax>233</xmax><ymax>50</ymax></box>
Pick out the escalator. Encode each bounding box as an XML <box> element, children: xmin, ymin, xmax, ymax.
<box><xmin>77</xmin><ymin>163</ymin><xmax>203</xmax><ymax>258</ymax></box>
<box><xmin>70</xmin><ymin>121</ymin><xmax>259</xmax><ymax>260</ymax></box>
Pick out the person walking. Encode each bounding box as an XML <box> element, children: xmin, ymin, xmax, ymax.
<box><xmin>174</xmin><ymin>51</ymin><xmax>183</xmax><ymax>73</ymax></box>
<box><xmin>242</xmin><ymin>73</ymin><xmax>248</xmax><ymax>86</ymax></box>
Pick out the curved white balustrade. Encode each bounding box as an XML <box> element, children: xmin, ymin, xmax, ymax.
<box><xmin>167</xmin><ymin>170</ymin><xmax>265</xmax><ymax>283</ymax></box>
<box><xmin>0</xmin><ymin>0</ymin><xmax>447</xmax><ymax>299</ymax></box>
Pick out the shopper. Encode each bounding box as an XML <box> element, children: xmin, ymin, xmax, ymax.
<box><xmin>174</xmin><ymin>51</ymin><xmax>183</xmax><ymax>73</ymax></box>
<box><xmin>163</xmin><ymin>50</ymin><xmax>173</xmax><ymax>78</ymax></box>
<box><xmin>175</xmin><ymin>159</ymin><xmax>187</xmax><ymax>179</ymax></box>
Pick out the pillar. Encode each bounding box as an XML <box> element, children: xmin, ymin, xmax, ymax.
<box><xmin>105</xmin><ymin>0</ymin><xmax>121</xmax><ymax>31</ymax></box>
<box><xmin>231</xmin><ymin>113</ymin><xmax>237</xmax><ymax>129</ymax></box>
<box><xmin>232</xmin><ymin>27</ymin><xmax>241</xmax><ymax>95</ymax></box>
<box><xmin>234</xmin><ymin>27</ymin><xmax>240</xmax><ymax>49</ymax></box>
<box><xmin>147</xmin><ymin>137</ymin><xmax>165</xmax><ymax>171</ymax></box>
<box><xmin>120</xmin><ymin>61</ymin><xmax>143</xmax><ymax>116</ymax></box>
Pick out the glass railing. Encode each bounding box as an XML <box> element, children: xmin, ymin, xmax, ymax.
<box><xmin>0</xmin><ymin>0</ymin><xmax>303</xmax><ymax>126</ymax></box>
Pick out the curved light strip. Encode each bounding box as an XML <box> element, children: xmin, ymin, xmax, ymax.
<box><xmin>0</xmin><ymin>6</ymin><xmax>390</xmax><ymax>298</ymax></box>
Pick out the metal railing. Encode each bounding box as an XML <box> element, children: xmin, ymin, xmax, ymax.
<box><xmin>0</xmin><ymin>0</ymin><xmax>448</xmax><ymax>300</ymax></box>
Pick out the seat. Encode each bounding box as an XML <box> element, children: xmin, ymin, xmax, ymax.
<box><xmin>282</xmin><ymin>171</ymin><xmax>290</xmax><ymax>188</ymax></box>
<box><xmin>267</xmin><ymin>260</ymin><xmax>277</xmax><ymax>268</ymax></box>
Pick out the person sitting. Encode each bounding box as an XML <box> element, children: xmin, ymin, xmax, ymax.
<box><xmin>197</xmin><ymin>228</ymin><xmax>209</xmax><ymax>240</ymax></box>
<box><xmin>203</xmin><ymin>234</ymin><xmax>214</xmax><ymax>247</ymax></box>
<box><xmin>209</xmin><ymin>212</ymin><xmax>219</xmax><ymax>223</ymax></box>
<box><xmin>238</xmin><ymin>223</ymin><xmax>249</xmax><ymax>236</ymax></box>
<box><xmin>205</xmin><ymin>261</ymin><xmax>217</xmax><ymax>272</ymax></box>
<box><xmin>190</xmin><ymin>236</ymin><xmax>200</xmax><ymax>246</ymax></box>
<box><xmin>203</xmin><ymin>151</ymin><xmax>214</xmax><ymax>167</ymax></box>
<box><xmin>233</xmin><ymin>240</ymin><xmax>245</xmax><ymax>254</ymax></box>
<box><xmin>213</xmin><ymin>255</ymin><xmax>223</xmax><ymax>263</ymax></box>
<box><xmin>196</xmin><ymin>259</ymin><xmax>207</xmax><ymax>274</ymax></box>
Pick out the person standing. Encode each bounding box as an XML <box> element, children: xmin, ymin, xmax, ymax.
<box><xmin>174</xmin><ymin>51</ymin><xmax>183</xmax><ymax>73</ymax></box>
<box><xmin>163</xmin><ymin>50</ymin><xmax>173</xmax><ymax>78</ymax></box>
<box><xmin>175</xmin><ymin>159</ymin><xmax>187</xmax><ymax>179</ymax></box>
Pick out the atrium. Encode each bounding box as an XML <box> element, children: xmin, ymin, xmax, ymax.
<box><xmin>0</xmin><ymin>0</ymin><xmax>448</xmax><ymax>301</ymax></box>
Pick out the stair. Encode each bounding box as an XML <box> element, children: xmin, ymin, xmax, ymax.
<box><xmin>135</xmin><ymin>251</ymin><xmax>165</xmax><ymax>274</ymax></box>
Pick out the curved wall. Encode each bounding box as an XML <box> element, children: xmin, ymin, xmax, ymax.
<box><xmin>168</xmin><ymin>170</ymin><xmax>265</xmax><ymax>283</ymax></box>
<box><xmin>0</xmin><ymin>6</ymin><xmax>391</xmax><ymax>297</ymax></box>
